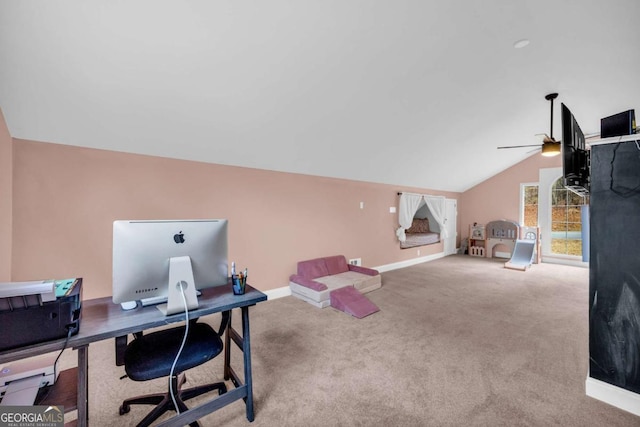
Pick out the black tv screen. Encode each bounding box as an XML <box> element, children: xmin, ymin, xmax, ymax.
<box><xmin>561</xmin><ymin>103</ymin><xmax>589</xmax><ymax>196</ymax></box>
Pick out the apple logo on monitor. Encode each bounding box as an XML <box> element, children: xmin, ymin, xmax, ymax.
<box><xmin>173</xmin><ymin>231</ymin><xmax>185</xmax><ymax>244</ymax></box>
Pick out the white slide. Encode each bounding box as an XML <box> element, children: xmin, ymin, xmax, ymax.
<box><xmin>504</xmin><ymin>240</ymin><xmax>536</xmax><ymax>271</ymax></box>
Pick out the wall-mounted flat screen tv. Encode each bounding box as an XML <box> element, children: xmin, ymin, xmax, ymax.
<box><xmin>561</xmin><ymin>103</ymin><xmax>589</xmax><ymax>196</ymax></box>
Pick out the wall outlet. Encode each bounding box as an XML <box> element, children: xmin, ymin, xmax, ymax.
<box><xmin>390</xmin><ymin>206</ymin><xmax>396</xmax><ymax>213</ymax></box>
<box><xmin>348</xmin><ymin>258</ymin><xmax>362</xmax><ymax>266</ymax></box>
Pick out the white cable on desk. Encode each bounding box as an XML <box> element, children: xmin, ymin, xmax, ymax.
<box><xmin>169</xmin><ymin>282</ymin><xmax>190</xmax><ymax>415</ymax></box>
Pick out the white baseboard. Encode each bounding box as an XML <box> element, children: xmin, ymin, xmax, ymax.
<box><xmin>542</xmin><ymin>255</ymin><xmax>589</xmax><ymax>268</ymax></box>
<box><xmin>264</xmin><ymin>286</ymin><xmax>291</xmax><ymax>300</ymax></box>
<box><xmin>586</xmin><ymin>376</ymin><xmax>640</xmax><ymax>416</ymax></box>
<box><xmin>374</xmin><ymin>252</ymin><xmax>445</xmax><ymax>273</ymax></box>
<box><xmin>263</xmin><ymin>252</ymin><xmax>446</xmax><ymax>300</ymax></box>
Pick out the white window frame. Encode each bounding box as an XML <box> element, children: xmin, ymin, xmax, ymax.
<box><xmin>519</xmin><ymin>182</ymin><xmax>539</xmax><ymax>227</ymax></box>
<box><xmin>538</xmin><ymin>167</ymin><xmax>588</xmax><ymax>267</ymax></box>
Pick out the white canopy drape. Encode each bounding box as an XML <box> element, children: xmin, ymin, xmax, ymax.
<box><xmin>423</xmin><ymin>195</ymin><xmax>448</xmax><ymax>239</ymax></box>
<box><xmin>395</xmin><ymin>192</ymin><xmax>448</xmax><ymax>242</ymax></box>
<box><xmin>395</xmin><ymin>193</ymin><xmax>423</xmax><ymax>242</ymax></box>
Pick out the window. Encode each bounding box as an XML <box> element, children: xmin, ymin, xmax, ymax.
<box><xmin>551</xmin><ymin>177</ymin><xmax>588</xmax><ymax>256</ymax></box>
<box><xmin>521</xmin><ymin>184</ymin><xmax>539</xmax><ymax>227</ymax></box>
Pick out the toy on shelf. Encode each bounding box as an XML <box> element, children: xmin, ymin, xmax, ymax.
<box><xmin>469</xmin><ymin>224</ymin><xmax>486</xmax><ymax>257</ymax></box>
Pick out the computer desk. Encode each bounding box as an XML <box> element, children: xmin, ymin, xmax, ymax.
<box><xmin>0</xmin><ymin>284</ymin><xmax>267</xmax><ymax>427</ymax></box>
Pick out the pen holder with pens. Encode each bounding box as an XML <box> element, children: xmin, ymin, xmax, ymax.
<box><xmin>230</xmin><ymin>262</ymin><xmax>247</xmax><ymax>295</ymax></box>
<box><xmin>231</xmin><ymin>274</ymin><xmax>246</xmax><ymax>295</ymax></box>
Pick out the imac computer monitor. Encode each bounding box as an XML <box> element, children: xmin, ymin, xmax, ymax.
<box><xmin>112</xmin><ymin>219</ymin><xmax>228</xmax><ymax>315</ymax></box>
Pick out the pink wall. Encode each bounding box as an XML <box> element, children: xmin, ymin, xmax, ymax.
<box><xmin>459</xmin><ymin>153</ymin><xmax>561</xmax><ymax>240</ymax></box>
<box><xmin>11</xmin><ymin>139</ymin><xmax>458</xmax><ymax>299</ymax></box>
<box><xmin>0</xmin><ymin>110</ymin><xmax>12</xmax><ymax>281</ymax></box>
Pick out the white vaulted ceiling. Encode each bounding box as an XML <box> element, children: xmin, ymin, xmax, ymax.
<box><xmin>1</xmin><ymin>1</ymin><xmax>638</xmax><ymax>192</ymax></box>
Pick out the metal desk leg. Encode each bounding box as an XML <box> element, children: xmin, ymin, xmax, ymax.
<box><xmin>77</xmin><ymin>345</ymin><xmax>89</xmax><ymax>427</ymax></box>
<box><xmin>242</xmin><ymin>306</ymin><xmax>254</xmax><ymax>422</ymax></box>
<box><xmin>224</xmin><ymin>310</ymin><xmax>232</xmax><ymax>381</ymax></box>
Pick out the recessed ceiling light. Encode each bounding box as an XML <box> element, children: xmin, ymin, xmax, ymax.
<box><xmin>513</xmin><ymin>39</ymin><xmax>530</xmax><ymax>49</ymax></box>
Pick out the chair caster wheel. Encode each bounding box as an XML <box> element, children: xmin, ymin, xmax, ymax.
<box><xmin>119</xmin><ymin>404</ymin><xmax>130</xmax><ymax>415</ymax></box>
<box><xmin>219</xmin><ymin>384</ymin><xmax>227</xmax><ymax>395</ymax></box>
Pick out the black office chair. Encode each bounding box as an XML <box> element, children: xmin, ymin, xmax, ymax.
<box><xmin>115</xmin><ymin>313</ymin><xmax>229</xmax><ymax>427</ymax></box>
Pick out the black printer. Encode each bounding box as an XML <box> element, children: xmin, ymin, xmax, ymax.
<box><xmin>0</xmin><ymin>278</ymin><xmax>82</xmax><ymax>352</ymax></box>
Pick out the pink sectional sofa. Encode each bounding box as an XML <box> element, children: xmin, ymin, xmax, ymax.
<box><xmin>289</xmin><ymin>255</ymin><xmax>382</xmax><ymax>308</ymax></box>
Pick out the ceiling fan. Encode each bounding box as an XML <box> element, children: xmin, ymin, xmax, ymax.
<box><xmin>498</xmin><ymin>93</ymin><xmax>562</xmax><ymax>157</ymax></box>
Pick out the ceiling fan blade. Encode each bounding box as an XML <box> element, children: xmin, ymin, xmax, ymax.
<box><xmin>497</xmin><ymin>144</ymin><xmax>542</xmax><ymax>149</ymax></box>
<box><xmin>535</xmin><ymin>133</ymin><xmax>558</xmax><ymax>143</ymax></box>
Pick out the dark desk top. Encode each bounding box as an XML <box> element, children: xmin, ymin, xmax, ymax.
<box><xmin>0</xmin><ymin>285</ymin><xmax>267</xmax><ymax>364</ymax></box>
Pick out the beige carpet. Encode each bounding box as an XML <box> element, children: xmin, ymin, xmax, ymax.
<box><xmin>60</xmin><ymin>255</ymin><xmax>639</xmax><ymax>426</ymax></box>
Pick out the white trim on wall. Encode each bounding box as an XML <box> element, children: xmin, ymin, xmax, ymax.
<box><xmin>519</xmin><ymin>182</ymin><xmax>538</xmax><ymax>227</ymax></box>
<box><xmin>586</xmin><ymin>376</ymin><xmax>640</xmax><ymax>416</ymax></box>
<box><xmin>538</xmin><ymin>167</ymin><xmax>561</xmax><ymax>259</ymax></box>
<box><xmin>264</xmin><ymin>286</ymin><xmax>292</xmax><ymax>300</ymax></box>
<box><xmin>374</xmin><ymin>252</ymin><xmax>446</xmax><ymax>273</ymax></box>
<box><xmin>542</xmin><ymin>255</ymin><xmax>588</xmax><ymax>268</ymax></box>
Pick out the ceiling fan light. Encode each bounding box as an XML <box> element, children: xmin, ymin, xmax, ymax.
<box><xmin>541</xmin><ymin>142</ymin><xmax>561</xmax><ymax>157</ymax></box>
